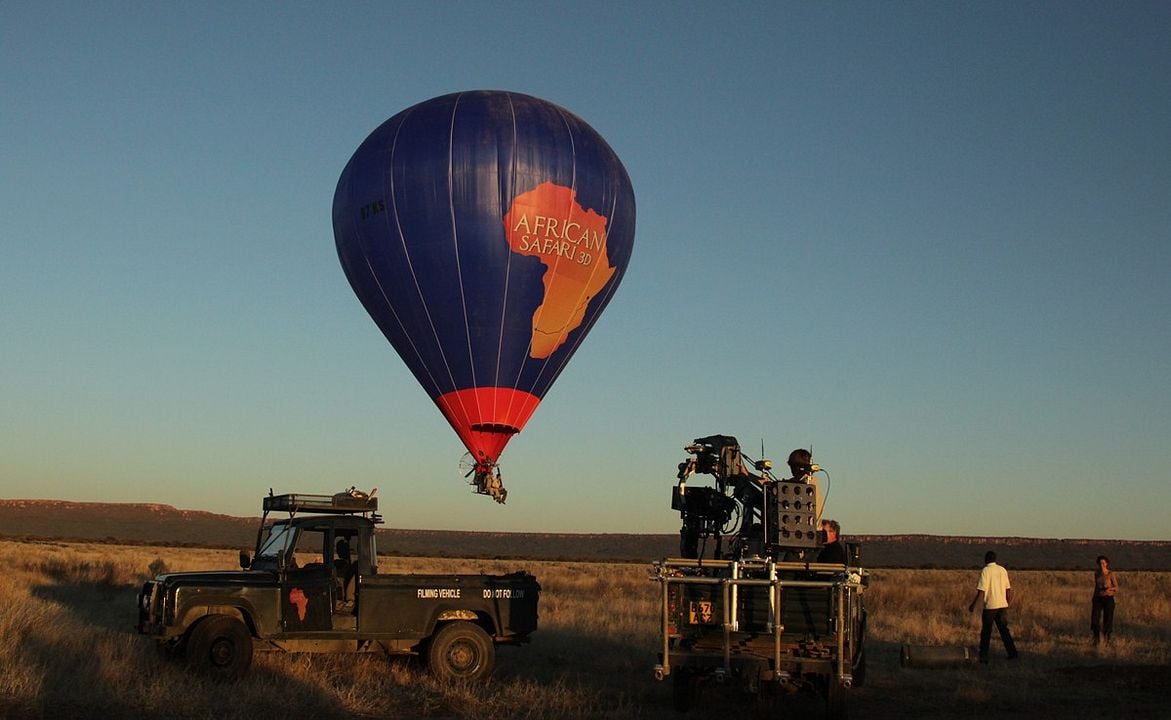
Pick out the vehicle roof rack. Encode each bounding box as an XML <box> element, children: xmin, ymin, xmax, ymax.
<box><xmin>263</xmin><ymin>492</ymin><xmax>378</xmax><ymax>516</ymax></box>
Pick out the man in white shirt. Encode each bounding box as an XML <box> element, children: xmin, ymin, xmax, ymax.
<box><xmin>967</xmin><ymin>550</ymin><xmax>1019</xmax><ymax>663</ymax></box>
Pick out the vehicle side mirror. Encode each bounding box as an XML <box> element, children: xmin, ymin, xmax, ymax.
<box><xmin>239</xmin><ymin>550</ymin><xmax>251</xmax><ymax>569</ymax></box>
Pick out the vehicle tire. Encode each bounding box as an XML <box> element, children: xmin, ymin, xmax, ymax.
<box><xmin>185</xmin><ymin>614</ymin><xmax>253</xmax><ymax>681</ymax></box>
<box><xmin>826</xmin><ymin>677</ymin><xmax>849</xmax><ymax>720</ymax></box>
<box><xmin>672</xmin><ymin>670</ymin><xmax>699</xmax><ymax>713</ymax></box>
<box><xmin>426</xmin><ymin>621</ymin><xmax>495</xmax><ymax>683</ymax></box>
<box><xmin>851</xmin><ymin>646</ymin><xmax>867</xmax><ymax>688</ymax></box>
<box><xmin>155</xmin><ymin>638</ymin><xmax>184</xmax><ymax>662</ymax></box>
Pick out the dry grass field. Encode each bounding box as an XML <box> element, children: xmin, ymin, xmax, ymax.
<box><xmin>0</xmin><ymin>539</ymin><xmax>1168</xmax><ymax>719</ymax></box>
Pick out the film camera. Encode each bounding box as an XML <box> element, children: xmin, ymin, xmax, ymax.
<box><xmin>672</xmin><ymin>435</ymin><xmax>823</xmax><ymax>560</ymax></box>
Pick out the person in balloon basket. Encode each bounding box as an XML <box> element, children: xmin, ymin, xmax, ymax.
<box><xmin>968</xmin><ymin>551</ymin><xmax>1019</xmax><ymax>663</ymax></box>
<box><xmin>1091</xmin><ymin>554</ymin><xmax>1119</xmax><ymax>646</ymax></box>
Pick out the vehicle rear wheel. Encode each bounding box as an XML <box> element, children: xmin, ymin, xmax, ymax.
<box><xmin>185</xmin><ymin>614</ymin><xmax>253</xmax><ymax>681</ymax></box>
<box><xmin>852</xmin><ymin>646</ymin><xmax>867</xmax><ymax>687</ymax></box>
<box><xmin>826</xmin><ymin>676</ymin><xmax>849</xmax><ymax>720</ymax></box>
<box><xmin>672</xmin><ymin>670</ymin><xmax>700</xmax><ymax>713</ymax></box>
<box><xmin>426</xmin><ymin>621</ymin><xmax>495</xmax><ymax>683</ymax></box>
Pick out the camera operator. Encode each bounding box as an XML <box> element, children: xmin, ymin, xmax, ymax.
<box><xmin>787</xmin><ymin>448</ymin><xmax>825</xmax><ymax>523</ymax></box>
<box><xmin>817</xmin><ymin>519</ymin><xmax>846</xmax><ymax>564</ymax></box>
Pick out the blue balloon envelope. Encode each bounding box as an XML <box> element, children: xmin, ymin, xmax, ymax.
<box><xmin>333</xmin><ymin>91</ymin><xmax>636</xmax><ymax>483</ymax></box>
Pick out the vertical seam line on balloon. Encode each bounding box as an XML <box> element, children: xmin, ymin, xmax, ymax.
<box><xmin>389</xmin><ymin>107</ymin><xmax>463</xmax><ymax>406</ymax></box>
<box><xmin>501</xmin><ymin>98</ymin><xmax>540</xmax><ymax>432</ymax></box>
<box><xmin>447</xmin><ymin>92</ymin><xmax>482</xmax><ymax>445</ymax></box>
<box><xmin>494</xmin><ymin>92</ymin><xmax>520</xmax><ymax>431</ymax></box>
<box><xmin>524</xmin><ymin>116</ymin><xmax>575</xmax><ymax>364</ymax></box>
<box><xmin>351</xmin><ymin>112</ymin><xmax>444</xmax><ymax>400</ymax></box>
<box><xmin>535</xmin><ymin>191</ymin><xmax>627</xmax><ymax>400</ymax></box>
<box><xmin>521</xmin><ymin>107</ymin><xmax>579</xmax><ymax>399</ymax></box>
<box><xmin>530</xmin><ymin>187</ymin><xmax>619</xmax><ymax>396</ymax></box>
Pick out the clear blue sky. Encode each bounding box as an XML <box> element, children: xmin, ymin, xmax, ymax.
<box><xmin>3</xmin><ymin>2</ymin><xmax>1168</xmax><ymax>540</ymax></box>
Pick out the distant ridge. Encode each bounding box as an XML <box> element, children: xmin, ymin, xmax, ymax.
<box><xmin>0</xmin><ymin>499</ymin><xmax>258</xmax><ymax>546</ymax></box>
<box><xmin>846</xmin><ymin>533</ymin><xmax>1171</xmax><ymax>571</ymax></box>
<box><xmin>2</xmin><ymin>499</ymin><xmax>1169</xmax><ymax>569</ymax></box>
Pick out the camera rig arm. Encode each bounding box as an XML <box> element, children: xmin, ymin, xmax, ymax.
<box><xmin>672</xmin><ymin>435</ymin><xmax>823</xmax><ymax>560</ymax></box>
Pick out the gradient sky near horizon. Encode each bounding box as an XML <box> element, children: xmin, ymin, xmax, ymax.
<box><xmin>3</xmin><ymin>2</ymin><xmax>1168</xmax><ymax>540</ymax></box>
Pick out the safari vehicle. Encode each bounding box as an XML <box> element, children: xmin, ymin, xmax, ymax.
<box><xmin>136</xmin><ymin>490</ymin><xmax>539</xmax><ymax>682</ymax></box>
<box><xmin>652</xmin><ymin>437</ymin><xmax>866</xmax><ymax>719</ymax></box>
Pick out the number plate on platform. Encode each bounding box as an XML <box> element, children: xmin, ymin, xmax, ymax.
<box><xmin>688</xmin><ymin>600</ymin><xmax>716</xmax><ymax>624</ymax></box>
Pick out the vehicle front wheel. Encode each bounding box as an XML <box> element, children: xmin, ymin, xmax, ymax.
<box><xmin>185</xmin><ymin>614</ymin><xmax>253</xmax><ymax>681</ymax></box>
<box><xmin>852</xmin><ymin>646</ymin><xmax>867</xmax><ymax>687</ymax></box>
<box><xmin>826</xmin><ymin>676</ymin><xmax>850</xmax><ymax>720</ymax></box>
<box><xmin>426</xmin><ymin>621</ymin><xmax>495</xmax><ymax>683</ymax></box>
<box><xmin>672</xmin><ymin>670</ymin><xmax>700</xmax><ymax>712</ymax></box>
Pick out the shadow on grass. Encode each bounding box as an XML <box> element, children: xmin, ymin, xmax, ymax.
<box><xmin>24</xmin><ymin>569</ymin><xmax>1167</xmax><ymax>720</ymax></box>
<box><xmin>27</xmin><ymin>573</ymin><xmax>661</xmax><ymax>719</ymax></box>
<box><xmin>519</xmin><ymin>624</ymin><xmax>875</xmax><ymax>720</ymax></box>
<box><xmin>860</xmin><ymin>635</ymin><xmax>1170</xmax><ymax>720</ymax></box>
<box><xmin>26</xmin><ymin>577</ymin><xmax>354</xmax><ymax>720</ymax></box>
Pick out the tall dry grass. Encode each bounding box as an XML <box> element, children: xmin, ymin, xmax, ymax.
<box><xmin>866</xmin><ymin>568</ymin><xmax>1171</xmax><ymax>662</ymax></box>
<box><xmin>0</xmin><ymin>540</ymin><xmax>1167</xmax><ymax>719</ymax></box>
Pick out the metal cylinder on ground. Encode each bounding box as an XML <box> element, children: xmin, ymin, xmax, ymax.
<box><xmin>899</xmin><ymin>644</ymin><xmax>979</xmax><ymax>668</ymax></box>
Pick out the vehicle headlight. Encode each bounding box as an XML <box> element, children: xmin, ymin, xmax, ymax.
<box><xmin>140</xmin><ymin>583</ymin><xmax>154</xmax><ymax>612</ymax></box>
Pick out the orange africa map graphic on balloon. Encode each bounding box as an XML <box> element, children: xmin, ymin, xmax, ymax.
<box><xmin>504</xmin><ymin>182</ymin><xmax>616</xmax><ymax>359</ymax></box>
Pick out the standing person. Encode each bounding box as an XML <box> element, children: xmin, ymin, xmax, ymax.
<box><xmin>817</xmin><ymin>519</ymin><xmax>847</xmax><ymax>564</ymax></box>
<box><xmin>967</xmin><ymin>551</ymin><xmax>1019</xmax><ymax>663</ymax></box>
<box><xmin>786</xmin><ymin>448</ymin><xmax>815</xmax><ymax>481</ymax></box>
<box><xmin>786</xmin><ymin>448</ymin><xmax>825</xmax><ymax>522</ymax></box>
<box><xmin>1091</xmin><ymin>554</ymin><xmax>1119</xmax><ymax>646</ymax></box>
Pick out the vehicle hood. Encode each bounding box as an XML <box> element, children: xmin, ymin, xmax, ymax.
<box><xmin>154</xmin><ymin>570</ymin><xmax>275</xmax><ymax>586</ymax></box>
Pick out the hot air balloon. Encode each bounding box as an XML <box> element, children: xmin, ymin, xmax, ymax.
<box><xmin>333</xmin><ymin>91</ymin><xmax>636</xmax><ymax>503</ymax></box>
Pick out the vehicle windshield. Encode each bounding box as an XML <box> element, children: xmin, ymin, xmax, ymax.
<box><xmin>257</xmin><ymin>524</ymin><xmax>297</xmax><ymax>561</ymax></box>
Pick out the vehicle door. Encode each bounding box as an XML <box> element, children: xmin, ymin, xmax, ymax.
<box><xmin>280</xmin><ymin>525</ymin><xmax>333</xmax><ymax>632</ymax></box>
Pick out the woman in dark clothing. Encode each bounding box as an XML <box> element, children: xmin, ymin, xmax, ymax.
<box><xmin>1091</xmin><ymin>554</ymin><xmax>1119</xmax><ymax>646</ymax></box>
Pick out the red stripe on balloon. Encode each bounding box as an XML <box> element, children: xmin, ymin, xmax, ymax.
<box><xmin>434</xmin><ymin>388</ymin><xmax>542</xmax><ymax>464</ymax></box>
